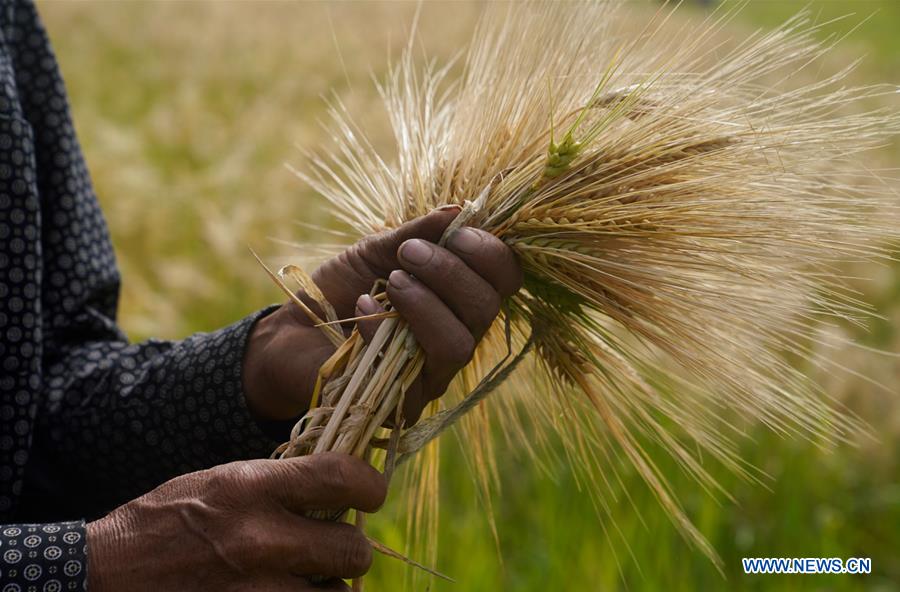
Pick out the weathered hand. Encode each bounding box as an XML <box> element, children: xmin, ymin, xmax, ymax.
<box><xmin>243</xmin><ymin>205</ymin><xmax>523</xmax><ymax>423</ymax></box>
<box><xmin>87</xmin><ymin>453</ymin><xmax>386</xmax><ymax>592</ymax></box>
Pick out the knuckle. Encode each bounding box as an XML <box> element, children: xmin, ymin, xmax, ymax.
<box><xmin>354</xmin><ymin>232</ymin><xmax>384</xmax><ymax>255</ymax></box>
<box><xmin>224</xmin><ymin>461</ymin><xmax>265</xmax><ymax>487</ymax></box>
<box><xmin>205</xmin><ymin>461</ymin><xmax>264</xmax><ymax>508</ymax></box>
<box><xmin>272</xmin><ymin>459</ymin><xmax>319</xmax><ymax>506</ymax></box>
<box><xmin>315</xmin><ymin>452</ymin><xmax>355</xmax><ymax>493</ymax></box>
<box><xmin>224</xmin><ymin>520</ymin><xmax>268</xmax><ymax>570</ymax></box>
<box><xmin>210</xmin><ymin>461</ymin><xmax>263</xmax><ymax>500</ymax></box>
<box><xmin>354</xmin><ymin>231</ymin><xmax>395</xmax><ymax>274</ymax></box>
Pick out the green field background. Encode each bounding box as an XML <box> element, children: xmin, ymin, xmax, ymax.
<box><xmin>37</xmin><ymin>1</ymin><xmax>899</xmax><ymax>590</ymax></box>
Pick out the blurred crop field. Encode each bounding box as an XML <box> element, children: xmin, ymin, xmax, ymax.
<box><xmin>37</xmin><ymin>1</ymin><xmax>898</xmax><ymax>590</ymax></box>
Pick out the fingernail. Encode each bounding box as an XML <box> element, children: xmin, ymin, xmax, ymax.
<box><xmin>356</xmin><ymin>294</ymin><xmax>378</xmax><ymax>315</ymax></box>
<box><xmin>389</xmin><ymin>269</ymin><xmax>412</xmax><ymax>289</ymax></box>
<box><xmin>399</xmin><ymin>239</ymin><xmax>434</xmax><ymax>266</ymax></box>
<box><xmin>436</xmin><ymin>204</ymin><xmax>462</xmax><ymax>212</ymax></box>
<box><xmin>448</xmin><ymin>227</ymin><xmax>483</xmax><ymax>254</ymax></box>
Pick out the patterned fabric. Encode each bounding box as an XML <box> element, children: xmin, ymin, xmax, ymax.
<box><xmin>0</xmin><ymin>522</ymin><xmax>86</xmax><ymax>591</ymax></box>
<box><xmin>0</xmin><ymin>0</ymin><xmax>291</xmax><ymax>587</ymax></box>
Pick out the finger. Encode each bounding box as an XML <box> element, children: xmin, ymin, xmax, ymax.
<box><xmin>397</xmin><ymin>239</ymin><xmax>500</xmax><ymax>338</ymax></box>
<box><xmin>256</xmin><ymin>453</ymin><xmax>388</xmax><ymax>514</ymax></box>
<box><xmin>445</xmin><ymin>227</ymin><xmax>524</xmax><ymax>297</ymax></box>
<box><xmin>220</xmin><ymin>512</ymin><xmax>364</xmax><ymax>579</ymax></box>
<box><xmin>387</xmin><ymin>270</ymin><xmax>476</xmax><ymax>376</ymax></box>
<box><xmin>355</xmin><ymin>294</ymin><xmax>384</xmax><ymax>344</ymax></box>
<box><xmin>387</xmin><ymin>270</ymin><xmax>474</xmax><ymax>399</ymax></box>
<box><xmin>399</xmin><ymin>376</ymin><xmax>428</xmax><ymax>426</ymax></box>
<box><xmin>312</xmin><ymin>206</ymin><xmax>461</xmax><ymax>317</ymax></box>
<box><xmin>288</xmin><ymin>518</ymin><xmax>373</xmax><ymax>579</ymax></box>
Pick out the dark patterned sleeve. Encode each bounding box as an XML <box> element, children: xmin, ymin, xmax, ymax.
<box><xmin>21</xmin><ymin>307</ymin><xmax>287</xmax><ymax>522</ymax></box>
<box><xmin>0</xmin><ymin>0</ymin><xmax>294</xmax><ymax>523</ymax></box>
<box><xmin>0</xmin><ymin>521</ymin><xmax>87</xmax><ymax>591</ymax></box>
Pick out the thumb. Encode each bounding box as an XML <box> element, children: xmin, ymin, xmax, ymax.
<box><xmin>312</xmin><ymin>205</ymin><xmax>461</xmax><ymax>318</ymax></box>
<box><xmin>353</xmin><ymin>204</ymin><xmax>461</xmax><ymax>276</ymax></box>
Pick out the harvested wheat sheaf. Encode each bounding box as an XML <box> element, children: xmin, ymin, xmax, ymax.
<box><xmin>263</xmin><ymin>1</ymin><xmax>900</xmax><ymax>574</ymax></box>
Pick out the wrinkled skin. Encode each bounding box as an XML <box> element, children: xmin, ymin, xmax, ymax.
<box><xmin>88</xmin><ymin>453</ymin><xmax>387</xmax><ymax>591</ymax></box>
<box><xmin>87</xmin><ymin>208</ymin><xmax>522</xmax><ymax>588</ymax></box>
<box><xmin>243</xmin><ymin>205</ymin><xmax>523</xmax><ymax>423</ymax></box>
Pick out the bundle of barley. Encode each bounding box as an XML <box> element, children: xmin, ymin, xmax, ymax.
<box><xmin>262</xmin><ymin>1</ymin><xmax>899</xmax><ymax>572</ymax></box>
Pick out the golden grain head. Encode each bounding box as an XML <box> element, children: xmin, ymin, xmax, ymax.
<box><xmin>289</xmin><ymin>1</ymin><xmax>900</xmax><ymax>568</ymax></box>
